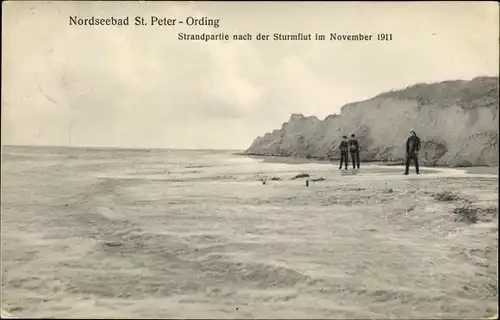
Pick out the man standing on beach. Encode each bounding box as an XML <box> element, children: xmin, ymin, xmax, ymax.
<box><xmin>339</xmin><ymin>136</ymin><xmax>349</xmax><ymax>170</ymax></box>
<box><xmin>349</xmin><ymin>134</ymin><xmax>360</xmax><ymax>169</ymax></box>
<box><xmin>404</xmin><ymin>128</ymin><xmax>421</xmax><ymax>175</ymax></box>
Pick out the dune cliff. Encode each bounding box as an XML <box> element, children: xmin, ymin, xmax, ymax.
<box><xmin>245</xmin><ymin>76</ymin><xmax>499</xmax><ymax>167</ymax></box>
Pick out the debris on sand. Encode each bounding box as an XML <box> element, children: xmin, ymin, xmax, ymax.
<box><xmin>453</xmin><ymin>206</ymin><xmax>478</xmax><ymax>224</ymax></box>
<box><xmin>433</xmin><ymin>190</ymin><xmax>463</xmax><ymax>202</ymax></box>
<box><xmin>291</xmin><ymin>173</ymin><xmax>310</xmax><ymax>180</ymax></box>
<box><xmin>346</xmin><ymin>187</ymin><xmax>366</xmax><ymax>191</ymax></box>
<box><xmin>303</xmin><ymin>177</ymin><xmax>325</xmax><ymax>187</ymax></box>
<box><xmin>258</xmin><ymin>176</ymin><xmax>282</xmax><ymax>182</ymax></box>
<box><xmin>104</xmin><ymin>241</ymin><xmax>123</xmax><ymax>247</ymax></box>
<box><xmin>259</xmin><ymin>176</ymin><xmax>282</xmax><ymax>185</ymax></box>
<box><xmin>453</xmin><ymin>205</ymin><xmax>498</xmax><ymax>224</ymax></box>
<box><xmin>406</xmin><ymin>205</ymin><xmax>416</xmax><ymax>212</ymax></box>
<box><xmin>383</xmin><ymin>182</ymin><xmax>394</xmax><ymax>193</ymax></box>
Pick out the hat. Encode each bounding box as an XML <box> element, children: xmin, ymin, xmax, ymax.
<box><xmin>342</xmin><ymin>135</ymin><xmax>347</xmax><ymax>139</ymax></box>
<box><xmin>409</xmin><ymin>128</ymin><xmax>415</xmax><ymax>134</ymax></box>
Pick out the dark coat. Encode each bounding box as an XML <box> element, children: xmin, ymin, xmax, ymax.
<box><xmin>406</xmin><ymin>135</ymin><xmax>421</xmax><ymax>155</ymax></box>
<box><xmin>339</xmin><ymin>140</ymin><xmax>349</xmax><ymax>152</ymax></box>
<box><xmin>348</xmin><ymin>138</ymin><xmax>359</xmax><ymax>152</ymax></box>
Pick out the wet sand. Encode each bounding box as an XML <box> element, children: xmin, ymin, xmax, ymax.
<box><xmin>1</xmin><ymin>146</ymin><xmax>498</xmax><ymax>319</ymax></box>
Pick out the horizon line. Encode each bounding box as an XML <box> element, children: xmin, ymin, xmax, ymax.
<box><xmin>1</xmin><ymin>143</ymin><xmax>244</xmax><ymax>152</ymax></box>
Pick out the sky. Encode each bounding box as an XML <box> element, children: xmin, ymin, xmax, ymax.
<box><xmin>2</xmin><ymin>1</ymin><xmax>499</xmax><ymax>150</ymax></box>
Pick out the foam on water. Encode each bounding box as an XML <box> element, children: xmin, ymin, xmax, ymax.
<box><xmin>1</xmin><ymin>146</ymin><xmax>498</xmax><ymax>319</ymax></box>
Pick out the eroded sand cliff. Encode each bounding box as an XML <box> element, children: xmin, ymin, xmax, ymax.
<box><xmin>245</xmin><ymin>76</ymin><xmax>499</xmax><ymax>167</ymax></box>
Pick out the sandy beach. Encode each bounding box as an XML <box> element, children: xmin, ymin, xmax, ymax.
<box><xmin>1</xmin><ymin>146</ymin><xmax>498</xmax><ymax>319</ymax></box>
